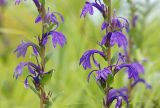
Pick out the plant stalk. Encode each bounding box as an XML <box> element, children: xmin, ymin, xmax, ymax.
<box><xmin>40</xmin><ymin>4</ymin><xmax>46</xmax><ymax>108</ymax></box>
<box><xmin>104</xmin><ymin>0</ymin><xmax>112</xmax><ymax>108</ymax></box>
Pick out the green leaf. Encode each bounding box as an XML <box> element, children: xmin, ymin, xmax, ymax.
<box><xmin>101</xmin><ymin>45</ymin><xmax>108</xmax><ymax>61</ymax></box>
<box><xmin>40</xmin><ymin>69</ymin><xmax>54</xmax><ymax>85</ymax></box>
<box><xmin>111</xmin><ymin>52</ymin><xmax>118</xmax><ymax>65</ymax></box>
<box><xmin>106</xmin><ymin>74</ymin><xmax>114</xmax><ymax>86</ymax></box>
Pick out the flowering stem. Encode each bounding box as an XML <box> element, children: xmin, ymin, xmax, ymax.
<box><xmin>106</xmin><ymin>0</ymin><xmax>112</xmax><ymax>65</ymax></box>
<box><xmin>104</xmin><ymin>0</ymin><xmax>112</xmax><ymax>108</ymax></box>
<box><xmin>40</xmin><ymin>4</ymin><xmax>46</xmax><ymax>108</ymax></box>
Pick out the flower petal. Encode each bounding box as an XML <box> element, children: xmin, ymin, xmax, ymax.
<box><xmin>35</xmin><ymin>15</ymin><xmax>42</xmax><ymax>23</ymax></box>
<box><xmin>51</xmin><ymin>31</ymin><xmax>66</xmax><ymax>48</ymax></box>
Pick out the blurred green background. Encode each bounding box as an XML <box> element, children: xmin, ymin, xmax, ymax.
<box><xmin>0</xmin><ymin>0</ymin><xmax>160</xmax><ymax>108</ymax></box>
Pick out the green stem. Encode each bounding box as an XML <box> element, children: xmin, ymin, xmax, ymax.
<box><xmin>40</xmin><ymin>4</ymin><xmax>46</xmax><ymax>108</ymax></box>
<box><xmin>106</xmin><ymin>0</ymin><xmax>112</xmax><ymax>65</ymax></box>
<box><xmin>104</xmin><ymin>0</ymin><xmax>112</xmax><ymax>108</ymax></box>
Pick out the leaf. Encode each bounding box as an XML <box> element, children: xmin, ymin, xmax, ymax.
<box><xmin>101</xmin><ymin>45</ymin><xmax>108</xmax><ymax>61</ymax></box>
<box><xmin>40</xmin><ymin>69</ymin><xmax>54</xmax><ymax>85</ymax></box>
<box><xmin>111</xmin><ymin>52</ymin><xmax>118</xmax><ymax>65</ymax></box>
<box><xmin>106</xmin><ymin>74</ymin><xmax>114</xmax><ymax>86</ymax></box>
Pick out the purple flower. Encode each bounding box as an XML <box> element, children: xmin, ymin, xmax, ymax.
<box><xmin>80</xmin><ymin>1</ymin><xmax>106</xmax><ymax>18</ymax></box>
<box><xmin>80</xmin><ymin>2</ymin><xmax>93</xmax><ymax>17</ymax></box>
<box><xmin>114</xmin><ymin>63</ymin><xmax>139</xmax><ymax>81</ymax></box>
<box><xmin>101</xmin><ymin>11</ymin><xmax>129</xmax><ymax>32</ymax></box>
<box><xmin>14</xmin><ymin>62</ymin><xmax>44</xmax><ymax>88</ymax></box>
<box><xmin>96</xmin><ymin>68</ymin><xmax>112</xmax><ymax>81</ymax></box>
<box><xmin>101</xmin><ymin>32</ymin><xmax>128</xmax><ymax>53</ymax></box>
<box><xmin>42</xmin><ymin>31</ymin><xmax>66</xmax><ymax>48</ymax></box>
<box><xmin>87</xmin><ymin>68</ymin><xmax>112</xmax><ymax>82</ymax></box>
<box><xmin>110</xmin><ymin>32</ymin><xmax>127</xmax><ymax>49</ymax></box>
<box><xmin>14</xmin><ymin>62</ymin><xmax>40</xmax><ymax>79</ymax></box>
<box><xmin>101</xmin><ymin>21</ymin><xmax>108</xmax><ymax>31</ymax></box>
<box><xmin>79</xmin><ymin>50</ymin><xmax>105</xmax><ymax>70</ymax></box>
<box><xmin>33</xmin><ymin>0</ymin><xmax>41</xmax><ymax>9</ymax></box>
<box><xmin>51</xmin><ymin>31</ymin><xmax>66</xmax><ymax>48</ymax></box>
<box><xmin>24</xmin><ymin>74</ymin><xmax>40</xmax><ymax>88</ymax></box>
<box><xmin>35</xmin><ymin>9</ymin><xmax>64</xmax><ymax>28</ymax></box>
<box><xmin>106</xmin><ymin>88</ymin><xmax>128</xmax><ymax>107</ymax></box>
<box><xmin>111</xmin><ymin>11</ymin><xmax>129</xmax><ymax>32</ymax></box>
<box><xmin>131</xmin><ymin>62</ymin><xmax>144</xmax><ymax>74</ymax></box>
<box><xmin>131</xmin><ymin>78</ymin><xmax>151</xmax><ymax>89</ymax></box>
<box><xmin>14</xmin><ymin>41</ymin><xmax>39</xmax><ymax>57</ymax></box>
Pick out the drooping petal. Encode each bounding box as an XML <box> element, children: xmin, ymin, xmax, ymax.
<box><xmin>33</xmin><ymin>47</ymin><xmax>39</xmax><ymax>56</ymax></box>
<box><xmin>14</xmin><ymin>62</ymin><xmax>28</xmax><ymax>79</ymax></box>
<box><xmin>87</xmin><ymin>70</ymin><xmax>97</xmax><ymax>82</ymax></box>
<box><xmin>28</xmin><ymin>65</ymin><xmax>36</xmax><ymax>75</ymax></box>
<box><xmin>14</xmin><ymin>41</ymin><xmax>39</xmax><ymax>58</ymax></box>
<box><xmin>131</xmin><ymin>62</ymin><xmax>144</xmax><ymax>74</ymax></box>
<box><xmin>80</xmin><ymin>2</ymin><xmax>94</xmax><ymax>17</ymax></box>
<box><xmin>131</xmin><ymin>78</ymin><xmax>151</xmax><ymax>89</ymax></box>
<box><xmin>96</xmin><ymin>68</ymin><xmax>112</xmax><ymax>81</ymax></box>
<box><xmin>35</xmin><ymin>15</ymin><xmax>42</xmax><ymax>23</ymax></box>
<box><xmin>92</xmin><ymin>2</ymin><xmax>105</xmax><ymax>15</ymax></box>
<box><xmin>111</xmin><ymin>18</ymin><xmax>122</xmax><ymax>29</ymax></box>
<box><xmin>33</xmin><ymin>0</ymin><xmax>41</xmax><ymax>9</ymax></box>
<box><xmin>80</xmin><ymin>1</ymin><xmax>106</xmax><ymax>18</ymax></box>
<box><xmin>107</xmin><ymin>88</ymin><xmax>128</xmax><ymax>107</ymax></box>
<box><xmin>100</xmin><ymin>32</ymin><xmax>112</xmax><ymax>46</ymax></box>
<box><xmin>115</xmin><ymin>64</ymin><xmax>139</xmax><ymax>81</ymax></box>
<box><xmin>110</xmin><ymin>31</ymin><xmax>128</xmax><ymax>51</ymax></box>
<box><xmin>53</xmin><ymin>12</ymin><xmax>64</xmax><ymax>23</ymax></box>
<box><xmin>14</xmin><ymin>62</ymin><xmax>40</xmax><ymax>79</ymax></box>
<box><xmin>51</xmin><ymin>31</ymin><xmax>66</xmax><ymax>48</ymax></box>
<box><xmin>92</xmin><ymin>54</ymin><xmax>100</xmax><ymax>68</ymax></box>
<box><xmin>79</xmin><ymin>50</ymin><xmax>105</xmax><ymax>70</ymax></box>
<box><xmin>118</xmin><ymin>17</ymin><xmax>130</xmax><ymax>32</ymax></box>
<box><xmin>115</xmin><ymin>96</ymin><xmax>123</xmax><ymax>108</ymax></box>
<box><xmin>101</xmin><ymin>21</ymin><xmax>108</xmax><ymax>31</ymax></box>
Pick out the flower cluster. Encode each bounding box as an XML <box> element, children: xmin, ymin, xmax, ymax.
<box><xmin>80</xmin><ymin>0</ymin><xmax>150</xmax><ymax>107</ymax></box>
<box><xmin>13</xmin><ymin>0</ymin><xmax>66</xmax><ymax>107</ymax></box>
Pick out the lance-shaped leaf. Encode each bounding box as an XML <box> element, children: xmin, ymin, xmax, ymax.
<box><xmin>40</xmin><ymin>69</ymin><xmax>54</xmax><ymax>85</ymax></box>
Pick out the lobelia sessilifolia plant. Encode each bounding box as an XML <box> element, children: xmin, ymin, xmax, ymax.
<box><xmin>80</xmin><ymin>0</ymin><xmax>150</xmax><ymax>108</ymax></box>
<box><xmin>14</xmin><ymin>0</ymin><xmax>66</xmax><ymax>108</ymax></box>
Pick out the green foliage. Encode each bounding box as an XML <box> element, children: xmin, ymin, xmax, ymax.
<box><xmin>40</xmin><ymin>69</ymin><xmax>54</xmax><ymax>86</ymax></box>
<box><xmin>0</xmin><ymin>0</ymin><xmax>159</xmax><ymax>108</ymax></box>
